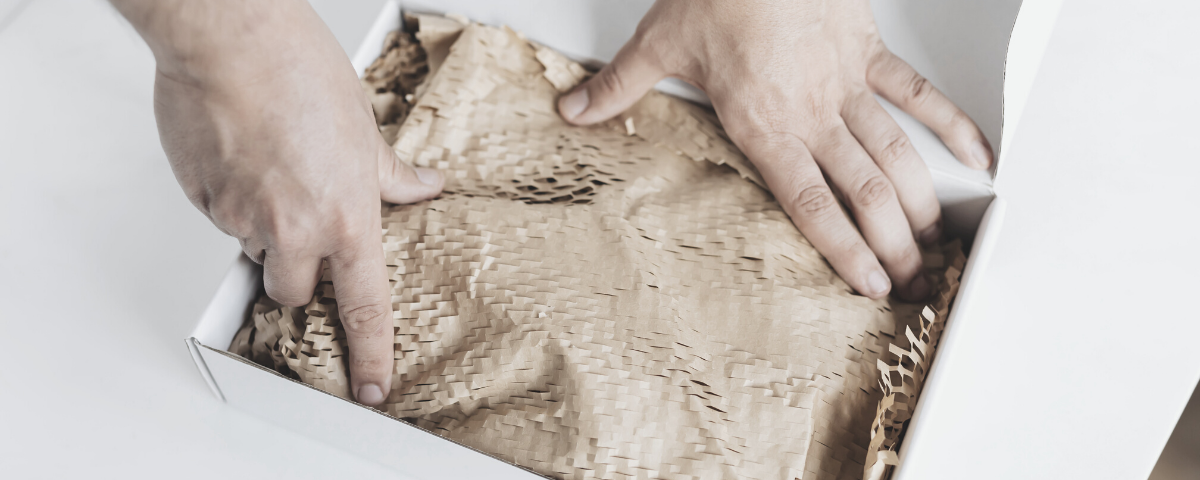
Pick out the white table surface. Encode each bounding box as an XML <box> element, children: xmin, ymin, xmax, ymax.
<box><xmin>1</xmin><ymin>1</ymin><xmax>1197</xmax><ymax>479</ymax></box>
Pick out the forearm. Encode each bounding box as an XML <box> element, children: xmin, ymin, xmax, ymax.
<box><xmin>109</xmin><ymin>0</ymin><xmax>338</xmax><ymax>83</ymax></box>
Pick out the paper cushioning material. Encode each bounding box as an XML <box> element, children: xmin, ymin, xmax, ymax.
<box><xmin>230</xmin><ymin>13</ymin><xmax>965</xmax><ymax>480</ymax></box>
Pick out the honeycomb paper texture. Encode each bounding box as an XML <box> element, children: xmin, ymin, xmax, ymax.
<box><xmin>230</xmin><ymin>14</ymin><xmax>965</xmax><ymax>480</ymax></box>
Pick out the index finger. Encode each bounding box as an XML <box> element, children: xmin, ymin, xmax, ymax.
<box><xmin>327</xmin><ymin>214</ymin><xmax>394</xmax><ymax>406</ymax></box>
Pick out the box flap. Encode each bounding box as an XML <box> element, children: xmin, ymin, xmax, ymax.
<box><xmin>189</xmin><ymin>254</ymin><xmax>261</xmax><ymax>347</ymax></box>
<box><xmin>893</xmin><ymin>197</ymin><xmax>1008</xmax><ymax>479</ymax></box>
<box><xmin>999</xmin><ymin>0</ymin><xmax>1065</xmax><ymax>181</ymax></box>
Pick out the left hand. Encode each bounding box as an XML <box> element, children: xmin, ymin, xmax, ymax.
<box><xmin>111</xmin><ymin>0</ymin><xmax>445</xmax><ymax>405</ymax></box>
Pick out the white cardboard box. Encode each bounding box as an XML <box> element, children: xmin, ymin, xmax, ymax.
<box><xmin>186</xmin><ymin>1</ymin><xmax>1061</xmax><ymax>478</ymax></box>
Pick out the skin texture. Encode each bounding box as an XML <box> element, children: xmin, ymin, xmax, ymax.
<box><xmin>559</xmin><ymin>0</ymin><xmax>992</xmax><ymax>301</ymax></box>
<box><xmin>111</xmin><ymin>0</ymin><xmax>989</xmax><ymax>406</ymax></box>
<box><xmin>110</xmin><ymin>0</ymin><xmax>444</xmax><ymax>405</ymax></box>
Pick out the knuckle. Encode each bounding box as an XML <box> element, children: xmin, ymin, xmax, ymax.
<box><xmin>879</xmin><ymin>244</ymin><xmax>924</xmax><ymax>279</ymax></box>
<box><xmin>790</xmin><ymin>185</ymin><xmax>839</xmax><ymax>219</ymax></box>
<box><xmin>751</xmin><ymin>114</ymin><xmax>792</xmax><ymax>140</ymax></box>
<box><xmin>803</xmin><ymin>96</ymin><xmax>839</xmax><ymax>127</ymax></box>
<box><xmin>595</xmin><ymin>65</ymin><xmax>628</xmax><ymax>97</ymax></box>
<box><xmin>904</xmin><ymin>73</ymin><xmax>934</xmax><ymax>105</ymax></box>
<box><xmin>350</xmin><ymin>351</ymin><xmax>390</xmax><ymax>372</ymax></box>
<box><xmin>266</xmin><ymin>284</ymin><xmax>311</xmax><ymax>307</ymax></box>
<box><xmin>853</xmin><ymin>175</ymin><xmax>895</xmax><ymax>212</ymax></box>
<box><xmin>273</xmin><ymin>232</ymin><xmax>307</xmax><ymax>254</ymax></box>
<box><xmin>207</xmin><ymin>197</ymin><xmax>245</xmax><ymax>232</ymax></box>
<box><xmin>743</xmin><ymin>128</ymin><xmax>799</xmax><ymax>154</ymax></box>
<box><xmin>330</xmin><ymin>213</ymin><xmax>370</xmax><ymax>245</ymax></box>
<box><xmin>948</xmin><ymin>109</ymin><xmax>975</xmax><ymax>134</ymax></box>
<box><xmin>186</xmin><ymin>189</ymin><xmax>213</xmax><ymax>218</ymax></box>
<box><xmin>876</xmin><ymin>135</ymin><xmax>912</xmax><ymax>168</ymax></box>
<box><xmin>340</xmin><ymin>304</ymin><xmax>390</xmax><ymax>337</ymax></box>
<box><xmin>897</xmin><ymin>243</ymin><xmax>923</xmax><ymax>268</ymax></box>
<box><xmin>866</xmin><ymin>44</ymin><xmax>890</xmax><ymax>71</ymax></box>
<box><xmin>269</xmin><ymin>218</ymin><xmax>318</xmax><ymax>255</ymax></box>
<box><xmin>241</xmin><ymin>245</ymin><xmax>265</xmax><ymax>265</ymax></box>
<box><xmin>717</xmin><ymin>84</ymin><xmax>801</xmax><ymax>141</ymax></box>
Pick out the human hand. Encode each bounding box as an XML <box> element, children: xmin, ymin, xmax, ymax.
<box><xmin>559</xmin><ymin>0</ymin><xmax>991</xmax><ymax>301</ymax></box>
<box><xmin>112</xmin><ymin>0</ymin><xmax>443</xmax><ymax>404</ymax></box>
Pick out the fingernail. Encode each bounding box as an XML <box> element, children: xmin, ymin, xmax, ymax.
<box><xmin>559</xmin><ymin>87</ymin><xmax>589</xmax><ymax>121</ymax></box>
<box><xmin>971</xmin><ymin>141</ymin><xmax>993</xmax><ymax>169</ymax></box>
<box><xmin>356</xmin><ymin>383</ymin><xmax>385</xmax><ymax>405</ymax></box>
<box><xmin>919</xmin><ymin>221</ymin><xmax>942</xmax><ymax>247</ymax></box>
<box><xmin>866</xmin><ymin>270</ymin><xmax>891</xmax><ymax>297</ymax></box>
<box><xmin>908</xmin><ymin>273</ymin><xmax>932</xmax><ymax>300</ymax></box>
<box><xmin>415</xmin><ymin>167</ymin><xmax>442</xmax><ymax>186</ymax></box>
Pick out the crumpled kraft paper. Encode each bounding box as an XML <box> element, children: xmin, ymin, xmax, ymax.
<box><xmin>230</xmin><ymin>14</ymin><xmax>965</xmax><ymax>480</ymax></box>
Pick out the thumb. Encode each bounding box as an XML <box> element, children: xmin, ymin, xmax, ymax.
<box><xmin>378</xmin><ymin>145</ymin><xmax>444</xmax><ymax>204</ymax></box>
<box><xmin>558</xmin><ymin>39</ymin><xmax>666</xmax><ymax>125</ymax></box>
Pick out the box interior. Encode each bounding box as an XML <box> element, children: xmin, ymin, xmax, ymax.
<box><xmin>185</xmin><ymin>0</ymin><xmax>1056</xmax><ymax>477</ymax></box>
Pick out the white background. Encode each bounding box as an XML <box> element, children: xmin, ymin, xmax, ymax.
<box><xmin>1</xmin><ymin>1</ymin><xmax>1198</xmax><ymax>479</ymax></box>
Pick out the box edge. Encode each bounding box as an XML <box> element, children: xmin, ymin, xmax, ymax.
<box><xmin>891</xmin><ymin>195</ymin><xmax>1008</xmax><ymax>479</ymax></box>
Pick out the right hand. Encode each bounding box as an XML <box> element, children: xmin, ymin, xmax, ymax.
<box><xmin>559</xmin><ymin>0</ymin><xmax>992</xmax><ymax>301</ymax></box>
<box><xmin>113</xmin><ymin>0</ymin><xmax>443</xmax><ymax>405</ymax></box>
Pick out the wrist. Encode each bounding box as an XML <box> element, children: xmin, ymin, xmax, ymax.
<box><xmin>111</xmin><ymin>0</ymin><xmax>323</xmax><ymax>85</ymax></box>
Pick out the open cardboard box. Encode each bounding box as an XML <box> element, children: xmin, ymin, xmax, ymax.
<box><xmin>185</xmin><ymin>1</ymin><xmax>1061</xmax><ymax>478</ymax></box>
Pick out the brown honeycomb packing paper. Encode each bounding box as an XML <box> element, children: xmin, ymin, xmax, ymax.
<box><xmin>229</xmin><ymin>14</ymin><xmax>965</xmax><ymax>480</ymax></box>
